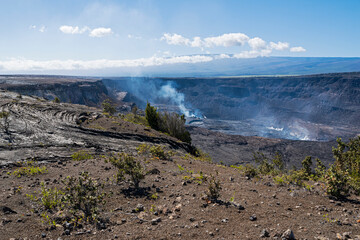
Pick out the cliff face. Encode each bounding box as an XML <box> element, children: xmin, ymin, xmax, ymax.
<box><xmin>0</xmin><ymin>76</ymin><xmax>109</xmax><ymax>107</ymax></box>
<box><xmin>169</xmin><ymin>72</ymin><xmax>360</xmax><ymax>125</ymax></box>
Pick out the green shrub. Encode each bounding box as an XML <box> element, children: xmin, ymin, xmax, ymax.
<box><xmin>137</xmin><ymin>143</ymin><xmax>150</xmax><ymax>155</ymax></box>
<box><xmin>27</xmin><ymin>182</ymin><xmax>64</xmax><ymax>211</ymax></box>
<box><xmin>191</xmin><ymin>148</ymin><xmax>212</xmax><ymax>162</ymax></box>
<box><xmin>105</xmin><ymin>153</ymin><xmax>145</xmax><ymax>188</ymax></box>
<box><xmin>332</xmin><ymin>137</ymin><xmax>360</xmax><ymax>178</ymax></box>
<box><xmin>324</xmin><ymin>165</ymin><xmax>349</xmax><ymax>198</ymax></box>
<box><xmin>315</xmin><ymin>158</ymin><xmax>326</xmax><ymax>179</ymax></box>
<box><xmin>53</xmin><ymin>97</ymin><xmax>60</xmax><ymax>103</ymax></box>
<box><xmin>102</xmin><ymin>99</ymin><xmax>116</xmax><ymax>116</ymax></box>
<box><xmin>12</xmin><ymin>161</ymin><xmax>48</xmax><ymax>177</ymax></box>
<box><xmin>123</xmin><ymin>113</ymin><xmax>148</xmax><ymax>126</ymax></box>
<box><xmin>272</xmin><ymin>152</ymin><xmax>285</xmax><ymax>172</ymax></box>
<box><xmin>244</xmin><ymin>164</ymin><xmax>258</xmax><ymax>178</ymax></box>
<box><xmin>150</xmin><ymin>145</ymin><xmax>168</xmax><ymax>160</ymax></box>
<box><xmin>206</xmin><ymin>173</ymin><xmax>221</xmax><ymax>202</ymax></box>
<box><xmin>301</xmin><ymin>156</ymin><xmax>313</xmax><ymax>177</ymax></box>
<box><xmin>62</xmin><ymin>172</ymin><xmax>107</xmax><ymax>223</ymax></box>
<box><xmin>328</xmin><ymin>137</ymin><xmax>360</xmax><ymax>196</ymax></box>
<box><xmin>71</xmin><ymin>150</ymin><xmax>93</xmax><ymax>161</ymax></box>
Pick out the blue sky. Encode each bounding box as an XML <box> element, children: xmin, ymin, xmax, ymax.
<box><xmin>0</xmin><ymin>0</ymin><xmax>359</xmax><ymax>74</ymax></box>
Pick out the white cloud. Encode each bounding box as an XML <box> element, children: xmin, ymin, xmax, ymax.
<box><xmin>89</xmin><ymin>27</ymin><xmax>113</xmax><ymax>37</ymax></box>
<box><xmin>161</xmin><ymin>32</ymin><xmax>305</xmax><ymax>57</ymax></box>
<box><xmin>161</xmin><ymin>33</ymin><xmax>249</xmax><ymax>48</ymax></box>
<box><xmin>270</xmin><ymin>41</ymin><xmax>289</xmax><ymax>50</ymax></box>
<box><xmin>29</xmin><ymin>25</ymin><xmax>46</xmax><ymax>33</ymax></box>
<box><xmin>38</xmin><ymin>26</ymin><xmax>46</xmax><ymax>33</ymax></box>
<box><xmin>203</xmin><ymin>33</ymin><xmax>249</xmax><ymax>47</ymax></box>
<box><xmin>161</xmin><ymin>33</ymin><xmax>190</xmax><ymax>46</ymax></box>
<box><xmin>59</xmin><ymin>25</ymin><xmax>112</xmax><ymax>37</ymax></box>
<box><xmin>248</xmin><ymin>37</ymin><xmax>267</xmax><ymax>50</ymax></box>
<box><xmin>127</xmin><ymin>34</ymin><xmax>142</xmax><ymax>40</ymax></box>
<box><xmin>290</xmin><ymin>46</ymin><xmax>306</xmax><ymax>52</ymax></box>
<box><xmin>59</xmin><ymin>25</ymin><xmax>89</xmax><ymax>34</ymax></box>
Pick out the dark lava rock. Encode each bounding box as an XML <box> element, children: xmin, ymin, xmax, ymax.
<box><xmin>1</xmin><ymin>206</ymin><xmax>17</xmax><ymax>214</ymax></box>
<box><xmin>249</xmin><ymin>214</ymin><xmax>257</xmax><ymax>221</ymax></box>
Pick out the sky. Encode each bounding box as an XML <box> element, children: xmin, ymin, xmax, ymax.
<box><xmin>0</xmin><ymin>0</ymin><xmax>359</xmax><ymax>74</ymax></box>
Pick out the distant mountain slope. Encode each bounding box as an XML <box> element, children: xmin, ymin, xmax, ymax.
<box><xmin>132</xmin><ymin>56</ymin><xmax>360</xmax><ymax>77</ymax></box>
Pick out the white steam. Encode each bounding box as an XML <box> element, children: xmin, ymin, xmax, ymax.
<box><xmin>159</xmin><ymin>83</ymin><xmax>194</xmax><ymax>118</ymax></box>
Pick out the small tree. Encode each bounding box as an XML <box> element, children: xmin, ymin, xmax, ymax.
<box><xmin>102</xmin><ymin>99</ymin><xmax>116</xmax><ymax>116</ymax></box>
<box><xmin>106</xmin><ymin>153</ymin><xmax>145</xmax><ymax>188</ymax></box>
<box><xmin>272</xmin><ymin>152</ymin><xmax>285</xmax><ymax>172</ymax></box>
<box><xmin>301</xmin><ymin>156</ymin><xmax>313</xmax><ymax>176</ymax></box>
<box><xmin>145</xmin><ymin>102</ymin><xmax>159</xmax><ymax>130</ymax></box>
<box><xmin>159</xmin><ymin>112</ymin><xmax>191</xmax><ymax>144</ymax></box>
<box><xmin>315</xmin><ymin>158</ymin><xmax>326</xmax><ymax>178</ymax></box>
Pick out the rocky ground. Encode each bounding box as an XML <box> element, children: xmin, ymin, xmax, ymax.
<box><xmin>0</xmin><ymin>90</ymin><xmax>360</xmax><ymax>239</ymax></box>
<box><xmin>1</xmin><ymin>149</ymin><xmax>360</xmax><ymax>239</ymax></box>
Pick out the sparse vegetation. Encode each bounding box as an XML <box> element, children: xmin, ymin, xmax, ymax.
<box><xmin>12</xmin><ymin>161</ymin><xmax>48</xmax><ymax>177</ymax></box>
<box><xmin>121</xmin><ymin>112</ymin><xmax>148</xmax><ymax>126</ymax></box>
<box><xmin>27</xmin><ymin>182</ymin><xmax>64</xmax><ymax>211</ymax></box>
<box><xmin>71</xmin><ymin>150</ymin><xmax>93</xmax><ymax>161</ymax></box>
<box><xmin>182</xmin><ymin>148</ymin><xmax>212</xmax><ymax>163</ymax></box>
<box><xmin>62</xmin><ymin>172</ymin><xmax>107</xmax><ymax>223</ymax></box>
<box><xmin>205</xmin><ymin>173</ymin><xmax>221</xmax><ymax>202</ymax></box>
<box><xmin>105</xmin><ymin>153</ymin><xmax>145</xmax><ymax>188</ymax></box>
<box><xmin>137</xmin><ymin>143</ymin><xmax>151</xmax><ymax>155</ymax></box>
<box><xmin>150</xmin><ymin>145</ymin><xmax>168</xmax><ymax>160</ymax></box>
<box><xmin>322</xmin><ymin>137</ymin><xmax>360</xmax><ymax>197</ymax></box>
<box><xmin>53</xmin><ymin>97</ymin><xmax>60</xmax><ymax>103</ymax></box>
<box><xmin>102</xmin><ymin>99</ymin><xmax>116</xmax><ymax>116</ymax></box>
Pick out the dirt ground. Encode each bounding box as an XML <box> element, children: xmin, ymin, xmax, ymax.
<box><xmin>1</xmin><ymin>149</ymin><xmax>360</xmax><ymax>240</ymax></box>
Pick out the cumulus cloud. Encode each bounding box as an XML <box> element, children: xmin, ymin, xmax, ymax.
<box><xmin>59</xmin><ymin>25</ymin><xmax>90</xmax><ymax>34</ymax></box>
<box><xmin>270</xmin><ymin>41</ymin><xmax>289</xmax><ymax>50</ymax></box>
<box><xmin>89</xmin><ymin>27</ymin><xmax>113</xmax><ymax>37</ymax></box>
<box><xmin>161</xmin><ymin>33</ymin><xmax>249</xmax><ymax>48</ymax></box>
<box><xmin>0</xmin><ymin>55</ymin><xmax>213</xmax><ymax>71</ymax></box>
<box><xmin>248</xmin><ymin>37</ymin><xmax>267</xmax><ymax>50</ymax></box>
<box><xmin>203</xmin><ymin>33</ymin><xmax>249</xmax><ymax>47</ymax></box>
<box><xmin>161</xmin><ymin>33</ymin><xmax>190</xmax><ymax>46</ymax></box>
<box><xmin>161</xmin><ymin>32</ymin><xmax>305</xmax><ymax>58</ymax></box>
<box><xmin>59</xmin><ymin>25</ymin><xmax>112</xmax><ymax>37</ymax></box>
<box><xmin>290</xmin><ymin>46</ymin><xmax>306</xmax><ymax>52</ymax></box>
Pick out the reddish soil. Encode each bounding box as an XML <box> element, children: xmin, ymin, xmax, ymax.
<box><xmin>1</xmin><ymin>150</ymin><xmax>360</xmax><ymax>240</ymax></box>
